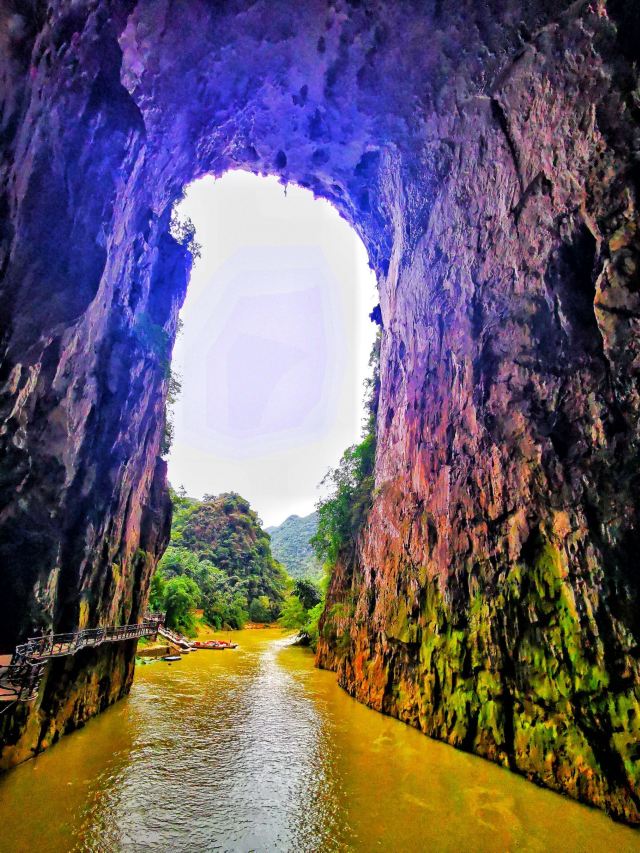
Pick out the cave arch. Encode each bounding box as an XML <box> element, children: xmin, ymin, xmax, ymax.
<box><xmin>1</xmin><ymin>0</ymin><xmax>639</xmax><ymax>823</ymax></box>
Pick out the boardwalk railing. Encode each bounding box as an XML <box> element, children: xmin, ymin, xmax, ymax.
<box><xmin>0</xmin><ymin>658</ymin><xmax>46</xmax><ymax>703</ymax></box>
<box><xmin>0</xmin><ymin>614</ymin><xmax>165</xmax><ymax>704</ymax></box>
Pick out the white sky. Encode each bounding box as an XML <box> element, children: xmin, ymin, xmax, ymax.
<box><xmin>167</xmin><ymin>171</ymin><xmax>378</xmax><ymax>528</ymax></box>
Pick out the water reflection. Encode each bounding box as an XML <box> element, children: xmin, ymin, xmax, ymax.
<box><xmin>0</xmin><ymin>630</ymin><xmax>638</xmax><ymax>852</ymax></box>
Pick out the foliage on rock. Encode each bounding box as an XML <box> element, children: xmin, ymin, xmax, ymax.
<box><xmin>170</xmin><ymin>210</ymin><xmax>201</xmax><ymax>261</ymax></box>
<box><xmin>312</xmin><ymin>334</ymin><xmax>380</xmax><ymax>566</ymax></box>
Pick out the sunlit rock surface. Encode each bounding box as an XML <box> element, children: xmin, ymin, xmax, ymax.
<box><xmin>0</xmin><ymin>0</ymin><xmax>638</xmax><ymax>822</ymax></box>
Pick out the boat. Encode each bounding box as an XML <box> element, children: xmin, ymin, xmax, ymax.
<box><xmin>162</xmin><ymin>655</ymin><xmax>181</xmax><ymax>661</ymax></box>
<box><xmin>192</xmin><ymin>639</ymin><xmax>238</xmax><ymax>650</ymax></box>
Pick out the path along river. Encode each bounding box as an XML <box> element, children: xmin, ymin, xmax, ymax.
<box><xmin>0</xmin><ymin>628</ymin><xmax>638</xmax><ymax>852</ymax></box>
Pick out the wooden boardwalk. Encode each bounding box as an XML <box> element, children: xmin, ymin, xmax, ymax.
<box><xmin>0</xmin><ymin>615</ymin><xmax>165</xmax><ymax>704</ymax></box>
<box><xmin>157</xmin><ymin>625</ymin><xmax>193</xmax><ymax>650</ymax></box>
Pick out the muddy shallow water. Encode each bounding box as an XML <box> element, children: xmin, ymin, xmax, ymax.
<box><xmin>0</xmin><ymin>628</ymin><xmax>638</xmax><ymax>852</ymax></box>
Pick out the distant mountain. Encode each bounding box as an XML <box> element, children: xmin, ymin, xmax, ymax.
<box><xmin>266</xmin><ymin>512</ymin><xmax>322</xmax><ymax>579</ymax></box>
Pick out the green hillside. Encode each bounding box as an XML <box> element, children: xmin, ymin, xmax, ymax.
<box><xmin>266</xmin><ymin>512</ymin><xmax>322</xmax><ymax>580</ymax></box>
<box><xmin>151</xmin><ymin>489</ymin><xmax>288</xmax><ymax>632</ymax></box>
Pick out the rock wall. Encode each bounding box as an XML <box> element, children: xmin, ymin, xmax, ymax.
<box><xmin>0</xmin><ymin>0</ymin><xmax>638</xmax><ymax>822</ymax></box>
<box><xmin>317</xmin><ymin>3</ymin><xmax>640</xmax><ymax>822</ymax></box>
<box><xmin>0</xmin><ymin>1</ymin><xmax>177</xmax><ymax>765</ymax></box>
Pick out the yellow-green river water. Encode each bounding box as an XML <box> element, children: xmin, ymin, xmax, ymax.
<box><xmin>0</xmin><ymin>629</ymin><xmax>638</xmax><ymax>852</ymax></box>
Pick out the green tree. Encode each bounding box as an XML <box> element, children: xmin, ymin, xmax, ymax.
<box><xmin>164</xmin><ymin>575</ymin><xmax>200</xmax><ymax>636</ymax></box>
<box><xmin>294</xmin><ymin>579</ymin><xmax>321</xmax><ymax>610</ymax></box>
<box><xmin>249</xmin><ymin>595</ymin><xmax>272</xmax><ymax>623</ymax></box>
<box><xmin>279</xmin><ymin>595</ymin><xmax>307</xmax><ymax>630</ymax></box>
<box><xmin>226</xmin><ymin>592</ymin><xmax>250</xmax><ymax>629</ymax></box>
<box><xmin>311</xmin><ymin>433</ymin><xmax>376</xmax><ymax>565</ymax></box>
<box><xmin>302</xmin><ymin>601</ymin><xmax>325</xmax><ymax>649</ymax></box>
<box><xmin>159</xmin><ymin>545</ymin><xmax>200</xmax><ymax>579</ymax></box>
<box><xmin>148</xmin><ymin>567</ymin><xmax>167</xmax><ymax>611</ymax></box>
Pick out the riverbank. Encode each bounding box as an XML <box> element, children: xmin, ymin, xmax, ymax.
<box><xmin>0</xmin><ymin>630</ymin><xmax>637</xmax><ymax>852</ymax></box>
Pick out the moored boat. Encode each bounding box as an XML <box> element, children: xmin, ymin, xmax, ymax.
<box><xmin>192</xmin><ymin>640</ymin><xmax>239</xmax><ymax>650</ymax></box>
<box><xmin>193</xmin><ymin>641</ymin><xmax>225</xmax><ymax>650</ymax></box>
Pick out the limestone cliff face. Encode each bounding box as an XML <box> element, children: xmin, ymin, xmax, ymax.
<box><xmin>317</xmin><ymin>4</ymin><xmax>640</xmax><ymax>822</ymax></box>
<box><xmin>0</xmin><ymin>2</ymin><xmax>177</xmax><ymax>765</ymax></box>
<box><xmin>0</xmin><ymin>0</ymin><xmax>638</xmax><ymax>822</ymax></box>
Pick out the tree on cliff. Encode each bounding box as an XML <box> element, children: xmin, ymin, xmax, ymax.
<box><xmin>312</xmin><ymin>334</ymin><xmax>380</xmax><ymax>566</ymax></box>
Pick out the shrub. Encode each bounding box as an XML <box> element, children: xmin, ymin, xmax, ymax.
<box><xmin>161</xmin><ymin>367</ymin><xmax>182</xmax><ymax>456</ymax></box>
<box><xmin>302</xmin><ymin>601</ymin><xmax>325</xmax><ymax>650</ymax></box>
<box><xmin>170</xmin><ymin>212</ymin><xmax>201</xmax><ymax>260</ymax></box>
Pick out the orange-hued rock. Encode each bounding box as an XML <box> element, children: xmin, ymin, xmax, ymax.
<box><xmin>0</xmin><ymin>0</ymin><xmax>639</xmax><ymax>823</ymax></box>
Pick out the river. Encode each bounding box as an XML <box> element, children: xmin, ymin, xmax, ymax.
<box><xmin>0</xmin><ymin>629</ymin><xmax>638</xmax><ymax>852</ymax></box>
